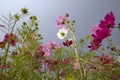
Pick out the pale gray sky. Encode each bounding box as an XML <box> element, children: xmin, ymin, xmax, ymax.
<box><xmin>0</xmin><ymin>0</ymin><xmax>120</xmax><ymax>44</ymax></box>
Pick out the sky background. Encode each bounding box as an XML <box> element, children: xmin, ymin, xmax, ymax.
<box><xmin>0</xmin><ymin>0</ymin><xmax>120</xmax><ymax>45</ymax></box>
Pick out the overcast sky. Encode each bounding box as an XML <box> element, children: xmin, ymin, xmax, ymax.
<box><xmin>0</xmin><ymin>0</ymin><xmax>120</xmax><ymax>45</ymax></box>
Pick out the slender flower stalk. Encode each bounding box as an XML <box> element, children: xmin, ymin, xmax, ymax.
<box><xmin>66</xmin><ymin>23</ymin><xmax>84</xmax><ymax>78</ymax></box>
<box><xmin>0</xmin><ymin>18</ymin><xmax>18</xmax><ymax>77</ymax></box>
<box><xmin>67</xmin><ymin>24</ymin><xmax>79</xmax><ymax>59</ymax></box>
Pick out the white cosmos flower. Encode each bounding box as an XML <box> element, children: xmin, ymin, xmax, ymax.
<box><xmin>57</xmin><ymin>28</ymin><xmax>68</xmax><ymax>39</ymax></box>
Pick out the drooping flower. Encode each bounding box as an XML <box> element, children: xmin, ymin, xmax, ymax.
<box><xmin>57</xmin><ymin>28</ymin><xmax>68</xmax><ymax>39</ymax></box>
<box><xmin>88</xmin><ymin>39</ymin><xmax>102</xmax><ymax>51</ymax></box>
<box><xmin>56</xmin><ymin>15</ymin><xmax>67</xmax><ymax>28</ymax></box>
<box><xmin>63</xmin><ymin>39</ymin><xmax>73</xmax><ymax>47</ymax></box>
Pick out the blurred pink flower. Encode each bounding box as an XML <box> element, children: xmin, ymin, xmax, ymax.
<box><xmin>56</xmin><ymin>15</ymin><xmax>67</xmax><ymax>28</ymax></box>
<box><xmin>118</xmin><ymin>23</ymin><xmax>120</xmax><ymax>28</ymax></box>
<box><xmin>73</xmin><ymin>62</ymin><xmax>79</xmax><ymax>70</ymax></box>
<box><xmin>60</xmin><ymin>70</ymin><xmax>65</xmax><ymax>76</ymax></box>
<box><xmin>0</xmin><ymin>65</ymin><xmax>10</xmax><ymax>69</ymax></box>
<box><xmin>99</xmin><ymin>54</ymin><xmax>113</xmax><ymax>64</ymax></box>
<box><xmin>36</xmin><ymin>44</ymin><xmax>51</xmax><ymax>58</ymax></box>
<box><xmin>88</xmin><ymin>39</ymin><xmax>102</xmax><ymax>51</ymax></box>
<box><xmin>0</xmin><ymin>24</ymin><xmax>5</xmax><ymax>27</ymax></box>
<box><xmin>92</xmin><ymin>54</ymin><xmax>114</xmax><ymax>64</ymax></box>
<box><xmin>0</xmin><ymin>65</ymin><xmax>3</xmax><ymax>68</ymax></box>
<box><xmin>47</xmin><ymin>40</ymin><xmax>61</xmax><ymax>50</ymax></box>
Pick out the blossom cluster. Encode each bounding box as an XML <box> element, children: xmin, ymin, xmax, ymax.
<box><xmin>0</xmin><ymin>33</ymin><xmax>17</xmax><ymax>48</ymax></box>
<box><xmin>88</xmin><ymin>12</ymin><xmax>115</xmax><ymax>50</ymax></box>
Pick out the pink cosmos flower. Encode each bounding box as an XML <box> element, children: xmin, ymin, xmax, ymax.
<box><xmin>99</xmin><ymin>54</ymin><xmax>113</xmax><ymax>64</ymax></box>
<box><xmin>91</xmin><ymin>25</ymin><xmax>100</xmax><ymax>37</ymax></box>
<box><xmin>92</xmin><ymin>54</ymin><xmax>114</xmax><ymax>64</ymax></box>
<box><xmin>47</xmin><ymin>41</ymin><xmax>61</xmax><ymax>50</ymax></box>
<box><xmin>73</xmin><ymin>62</ymin><xmax>79</xmax><ymax>70</ymax></box>
<box><xmin>36</xmin><ymin>44</ymin><xmax>51</xmax><ymax>58</ymax></box>
<box><xmin>56</xmin><ymin>15</ymin><xmax>67</xmax><ymax>28</ymax></box>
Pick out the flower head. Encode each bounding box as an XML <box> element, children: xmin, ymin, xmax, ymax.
<box><xmin>21</xmin><ymin>7</ymin><xmax>28</xmax><ymax>15</ymax></box>
<box><xmin>47</xmin><ymin>41</ymin><xmax>61</xmax><ymax>50</ymax></box>
<box><xmin>56</xmin><ymin>15</ymin><xmax>67</xmax><ymax>28</ymax></box>
<box><xmin>92</xmin><ymin>54</ymin><xmax>114</xmax><ymax>64</ymax></box>
<box><xmin>103</xmin><ymin>12</ymin><xmax>115</xmax><ymax>28</ymax></box>
<box><xmin>57</xmin><ymin>28</ymin><xmax>68</xmax><ymax>39</ymax></box>
<box><xmin>88</xmin><ymin>39</ymin><xmax>102</xmax><ymax>51</ymax></box>
<box><xmin>63</xmin><ymin>39</ymin><xmax>73</xmax><ymax>47</ymax></box>
<box><xmin>4</xmin><ymin>33</ymin><xmax>18</xmax><ymax>46</ymax></box>
<box><xmin>73</xmin><ymin>62</ymin><xmax>80</xmax><ymax>70</ymax></box>
<box><xmin>14</xmin><ymin>14</ymin><xmax>20</xmax><ymax>20</ymax></box>
<box><xmin>35</xmin><ymin>44</ymin><xmax>51</xmax><ymax>58</ymax></box>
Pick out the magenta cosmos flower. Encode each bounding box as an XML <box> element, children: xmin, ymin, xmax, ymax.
<box><xmin>63</xmin><ymin>39</ymin><xmax>73</xmax><ymax>47</ymax></box>
<box><xmin>88</xmin><ymin>39</ymin><xmax>102</xmax><ymax>51</ymax></box>
<box><xmin>103</xmin><ymin>12</ymin><xmax>115</xmax><ymax>28</ymax></box>
<box><xmin>91</xmin><ymin>24</ymin><xmax>111</xmax><ymax>40</ymax></box>
<box><xmin>4</xmin><ymin>33</ymin><xmax>18</xmax><ymax>46</ymax></box>
<box><xmin>89</xmin><ymin>12</ymin><xmax>115</xmax><ymax>51</ymax></box>
<box><xmin>56</xmin><ymin>15</ymin><xmax>67</xmax><ymax>28</ymax></box>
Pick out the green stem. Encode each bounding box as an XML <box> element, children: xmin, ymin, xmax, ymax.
<box><xmin>0</xmin><ymin>20</ymin><xmax>17</xmax><ymax>77</ymax></box>
<box><xmin>1</xmin><ymin>42</ymin><xmax>10</xmax><ymax>77</ymax></box>
<box><xmin>67</xmin><ymin>24</ymin><xmax>83</xmax><ymax>78</ymax></box>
